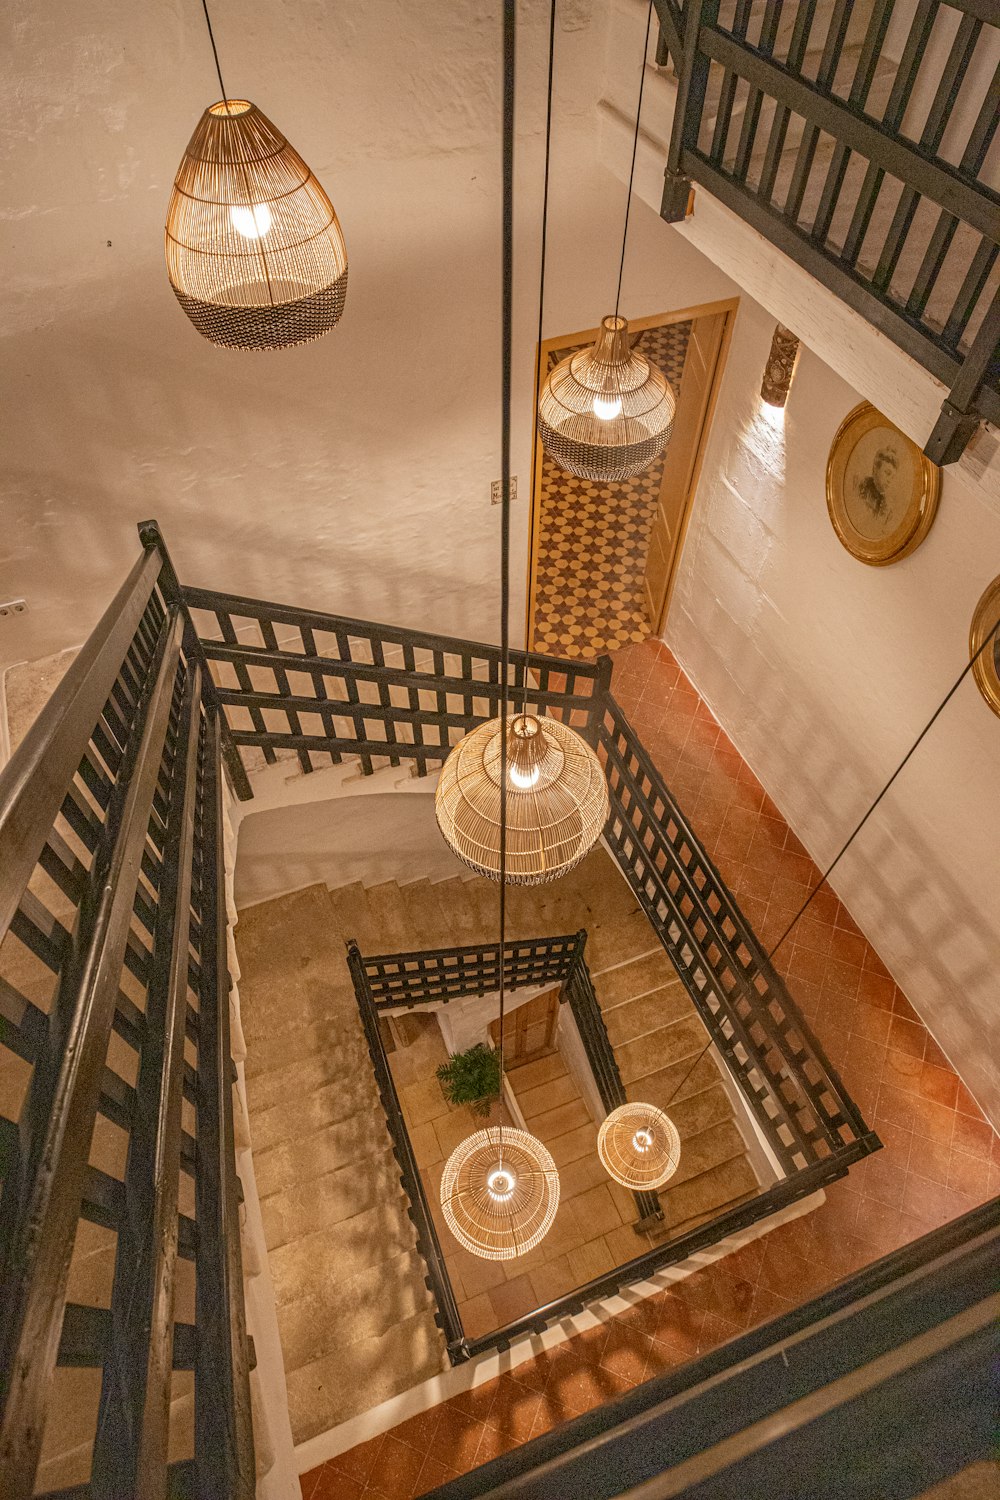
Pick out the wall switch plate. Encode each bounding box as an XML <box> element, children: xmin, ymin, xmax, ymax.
<box><xmin>491</xmin><ymin>476</ymin><xmax>518</xmax><ymax>505</ymax></box>
<box><xmin>0</xmin><ymin>599</ymin><xmax>27</xmax><ymax>617</ymax></box>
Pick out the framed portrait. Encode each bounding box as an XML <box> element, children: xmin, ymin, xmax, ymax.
<box><xmin>826</xmin><ymin>402</ymin><xmax>941</xmax><ymax>566</ymax></box>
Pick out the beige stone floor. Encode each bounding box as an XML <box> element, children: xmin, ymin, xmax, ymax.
<box><xmin>392</xmin><ymin>1016</ymin><xmax>647</xmax><ymax>1338</ymax></box>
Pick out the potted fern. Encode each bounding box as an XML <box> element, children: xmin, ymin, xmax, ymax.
<box><xmin>436</xmin><ymin>1043</ymin><xmax>501</xmax><ymax>1118</ymax></box>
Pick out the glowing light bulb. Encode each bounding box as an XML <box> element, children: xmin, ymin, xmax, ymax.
<box><xmin>229</xmin><ymin>202</ymin><xmax>273</xmax><ymax>240</ymax></box>
<box><xmin>509</xmin><ymin>762</ymin><xmax>541</xmax><ymax>790</ymax></box>
<box><xmin>487</xmin><ymin>1166</ymin><xmax>516</xmax><ymax>1202</ymax></box>
<box><xmin>593</xmin><ymin>393</ymin><xmax>622</xmax><ymax>421</ymax></box>
<box><xmin>632</xmin><ymin>1128</ymin><xmax>654</xmax><ymax>1154</ymax></box>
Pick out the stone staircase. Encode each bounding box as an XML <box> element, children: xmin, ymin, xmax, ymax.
<box><xmin>234</xmin><ymin>847</ymin><xmax>764</xmax><ymax>1447</ymax></box>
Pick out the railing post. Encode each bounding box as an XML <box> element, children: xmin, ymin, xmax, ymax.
<box><xmin>564</xmin><ymin>935</ymin><xmax>663</xmax><ymax>1228</ymax></box>
<box><xmin>662</xmin><ymin>0</ymin><xmax>719</xmax><ymax>221</ymax></box>
<box><xmin>347</xmin><ymin>941</ymin><xmax>468</xmax><ymax>1361</ymax></box>
<box><xmin>587</xmin><ymin>653</ymin><xmax>614</xmax><ymax>749</ymax></box>
<box><xmin>195</xmin><ymin>706</ymin><xmax>255</xmax><ymax>1499</ymax></box>
<box><xmin>137</xmin><ymin>519</ymin><xmax>253</xmax><ymax>802</ymax></box>
<box><xmin>0</xmin><ymin>610</ymin><xmax>184</xmax><ymax>1500</ymax></box>
<box><xmin>924</xmin><ymin>289</ymin><xmax>1000</xmax><ymax>464</ymax></box>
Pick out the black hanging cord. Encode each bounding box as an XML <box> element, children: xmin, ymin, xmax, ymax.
<box><xmin>614</xmin><ymin>0</ymin><xmax>654</xmax><ymax>319</ymax></box>
<box><xmin>523</xmin><ymin>0</ymin><xmax>558</xmax><ymax>712</ymax></box>
<box><xmin>200</xmin><ymin>0</ymin><xmax>230</xmax><ymax>107</ymax></box>
<box><xmin>497</xmin><ymin>0</ymin><xmax>517</xmax><ymax>1157</ymax></box>
<box><xmin>767</xmin><ymin>616</ymin><xmax>1000</xmax><ymax>961</ymax></box>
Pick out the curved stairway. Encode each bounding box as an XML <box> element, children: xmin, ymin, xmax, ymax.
<box><xmin>234</xmin><ymin>848</ymin><xmax>763</xmax><ymax>1446</ymax></box>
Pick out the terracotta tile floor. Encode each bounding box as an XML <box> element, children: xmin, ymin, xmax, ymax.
<box><xmin>300</xmin><ymin>640</ymin><xmax>999</xmax><ymax>1500</ymax></box>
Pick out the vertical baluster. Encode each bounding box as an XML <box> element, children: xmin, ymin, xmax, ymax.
<box><xmin>369</xmin><ymin>637</ymin><xmax>400</xmax><ymax>767</ymax></box>
<box><xmin>216</xmin><ymin>611</ymin><xmax>276</xmax><ymax>767</ymax></box>
<box><xmin>943</xmin><ymin>238</ymin><xmax>999</xmax><ymax>350</ymax></box>
<box><xmin>810</xmin><ymin>0</ymin><xmax>895</xmax><ymax>243</ymax></box>
<box><xmin>258</xmin><ymin>617</ymin><xmax>311</xmax><ymax>775</ymax></box>
<box><xmin>336</xmin><ymin>628</ymin><xmax>371</xmax><ymax>776</ymax></box>
<box><xmin>783</xmin><ymin>0</ymin><xmax>854</xmax><ymax>221</ymax></box>
<box><xmin>731</xmin><ymin>0</ymin><xmax>785</xmax><ymax>183</ymax></box>
<box><xmin>300</xmin><ymin>624</ymin><xmax>341</xmax><ymax>766</ymax></box>
<box><xmin>709</xmin><ymin>0</ymin><xmax>755</xmax><ymax>165</ymax></box>
<box><xmin>872</xmin><ymin>12</ymin><xmax>982</xmax><ymax>293</ymax></box>
<box><xmin>401</xmin><ymin>641</ymin><xmax>426</xmax><ymax>776</ymax></box>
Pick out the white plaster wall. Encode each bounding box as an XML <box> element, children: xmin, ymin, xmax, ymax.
<box><xmin>666</xmin><ymin>297</ymin><xmax>1000</xmax><ymax>1125</ymax></box>
<box><xmin>0</xmin><ymin>0</ymin><xmax>736</xmax><ymax>672</ymax></box>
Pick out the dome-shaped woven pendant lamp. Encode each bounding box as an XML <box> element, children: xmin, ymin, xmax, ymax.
<box><xmin>165</xmin><ymin>98</ymin><xmax>348</xmax><ymax>350</ymax></box>
<box><xmin>436</xmin><ymin>712</ymin><xmax>609</xmax><ymax>886</ymax></box>
<box><xmin>597</xmin><ymin>1101</ymin><xmax>681</xmax><ymax>1191</ymax></box>
<box><xmin>537</xmin><ymin>314</ymin><xmax>676</xmax><ymax>481</ymax></box>
<box><xmin>441</xmin><ymin>1125</ymin><xmax>560</xmax><ymax>1261</ymax></box>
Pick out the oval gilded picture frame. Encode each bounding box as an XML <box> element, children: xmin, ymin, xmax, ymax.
<box><xmin>826</xmin><ymin>402</ymin><xmax>941</xmax><ymax>566</ymax></box>
<box><xmin>970</xmin><ymin>575</ymin><xmax>1000</xmax><ymax>719</ymax></box>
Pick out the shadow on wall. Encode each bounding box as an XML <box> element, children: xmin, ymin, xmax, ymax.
<box><xmin>676</xmin><ymin>626</ymin><xmax>1000</xmax><ymax>1124</ymax></box>
<box><xmin>234</xmin><ymin>788</ymin><xmax>466</xmax><ymax>909</ymax></box>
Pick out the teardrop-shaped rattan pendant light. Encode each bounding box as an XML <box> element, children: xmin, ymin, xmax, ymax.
<box><xmin>597</xmin><ymin>1101</ymin><xmax>681</xmax><ymax>1191</ymax></box>
<box><xmin>537</xmin><ymin>315</ymin><xmax>676</xmax><ymax>481</ymax></box>
<box><xmin>441</xmin><ymin>1125</ymin><xmax>560</xmax><ymax>1261</ymax></box>
<box><xmin>165</xmin><ymin>98</ymin><xmax>348</xmax><ymax>350</ymax></box>
<box><xmin>436</xmin><ymin>712</ymin><xmax>609</xmax><ymax>886</ymax></box>
<box><xmin>536</xmin><ymin>0</ymin><xmax>675</xmax><ymax>481</ymax></box>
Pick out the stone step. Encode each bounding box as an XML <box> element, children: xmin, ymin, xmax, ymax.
<box><xmin>243</xmin><ymin>1012</ymin><xmax>362</xmax><ymax>1083</ymax></box>
<box><xmin>278</xmin><ymin>1248</ymin><xmax>434</xmax><ymax>1373</ymax></box>
<box><xmin>511</xmin><ymin>1068</ymin><xmax>578</xmax><ymax>1119</ymax></box>
<box><xmin>259</xmin><ymin>1147</ymin><xmax>404</xmax><ymax>1253</ymax></box>
<box><xmin>671</xmin><ymin>1119</ymin><xmax>747</xmax><ymax>1189</ymax></box>
<box><xmin>667</xmin><ymin>1080</ymin><xmax>733</xmax><ymax>1138</ymax></box>
<box><xmin>284</xmin><ymin>1308</ymin><xmax>445</xmax><ymax>1444</ymax></box>
<box><xmin>364</xmin><ymin>880</ymin><xmax>419</xmax><ymax>952</ymax></box>
<box><xmin>244</xmin><ymin>1032</ymin><xmax>371</xmax><ymax>1116</ymax></box>
<box><xmin>625</xmin><ymin>1048</ymin><xmax>720</xmax><ymax>1113</ymax></box>
<box><xmin>616</xmin><ymin>1015</ymin><xmax>708</xmax><ymax>1087</ymax></box>
<box><xmin>325</xmin><ymin>879</ymin><xmax>384</xmax><ymax>950</ymax></box>
<box><xmin>585</xmin><ymin>905</ymin><xmax>658</xmax><ymax>973</ymax></box>
<box><xmin>400</xmin><ymin>878</ymin><xmax>454</xmax><ymax>950</ymax></box>
<box><xmin>603</xmin><ymin>984</ymin><xmax>691</xmax><ymax>1047</ymax></box>
<box><xmin>593</xmin><ymin>949</ymin><xmax>678</xmax><ymax>1010</ymax></box>
<box><xmin>253</xmin><ymin>1108</ymin><xmax>393</xmax><ymax>1201</ymax></box>
<box><xmin>657</xmin><ymin>1153</ymin><xmax>761</xmax><ymax>1234</ymax></box>
<box><xmin>248</xmin><ymin>1070</ymin><xmax>381</xmax><ymax>1155</ymax></box>
<box><xmin>267</xmin><ymin>1205</ymin><xmax>420</xmax><ymax>1308</ymax></box>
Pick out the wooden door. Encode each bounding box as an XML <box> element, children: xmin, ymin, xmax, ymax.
<box><xmin>489</xmin><ymin>988</ymin><xmax>559</xmax><ymax>1066</ymax></box>
<box><xmin>643</xmin><ymin>308</ymin><xmax>731</xmax><ymax>633</ymax></box>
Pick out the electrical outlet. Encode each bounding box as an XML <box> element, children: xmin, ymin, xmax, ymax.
<box><xmin>491</xmin><ymin>476</ymin><xmax>518</xmax><ymax>505</ymax></box>
<box><xmin>0</xmin><ymin>598</ymin><xmax>27</xmax><ymax>618</ymax></box>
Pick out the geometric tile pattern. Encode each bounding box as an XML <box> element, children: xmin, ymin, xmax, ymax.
<box><xmin>530</xmin><ymin>321</ymin><xmax>691</xmax><ymax>660</ymax></box>
<box><xmin>301</xmin><ymin>639</ymin><xmax>998</xmax><ymax>1500</ymax></box>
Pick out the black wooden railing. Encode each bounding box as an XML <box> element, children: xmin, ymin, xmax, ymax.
<box><xmin>179</xmin><ymin>559</ymin><xmax>609</xmax><ymax>789</ymax></box>
<box><xmin>0</xmin><ymin>538</ymin><xmax>253</xmax><ymax>1497</ymax></box>
<box><xmin>657</xmin><ymin>0</ymin><xmax>1000</xmax><ymax>463</ymax></box>
<box><xmin>600</xmin><ymin>694</ymin><xmax>875</xmax><ymax>1178</ymax></box>
<box><xmin>423</xmin><ymin>1197</ymin><xmax>1000</xmax><ymax>1499</ymax></box>
<box><xmin>349</xmin><ymin>926</ymin><xmax>874</xmax><ymax>1364</ymax></box>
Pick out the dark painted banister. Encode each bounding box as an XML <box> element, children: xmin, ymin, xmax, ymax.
<box><xmin>0</xmin><ymin>608</ymin><xmax>184</xmax><ymax>1499</ymax></box>
<box><xmin>0</xmin><ymin>545</ymin><xmax>160</xmax><ymax>937</ymax></box>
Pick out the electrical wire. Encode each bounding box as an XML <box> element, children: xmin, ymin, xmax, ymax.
<box><xmin>496</xmin><ymin>0</ymin><xmax>517</xmax><ymax>1160</ymax></box>
<box><xmin>523</xmin><ymin>0</ymin><xmax>558</xmax><ymax>703</ymax></box>
<box><xmin>766</xmin><ymin>615</ymin><xmax>1000</xmax><ymax>961</ymax></box>
<box><xmin>200</xmin><ymin>0</ymin><xmax>230</xmax><ymax>108</ymax></box>
<box><xmin>614</xmin><ymin>0</ymin><xmax>654</xmax><ymax>319</ymax></box>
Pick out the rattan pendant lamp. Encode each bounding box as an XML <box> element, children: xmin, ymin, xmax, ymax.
<box><xmin>165</xmin><ymin>0</ymin><xmax>348</xmax><ymax>350</ymax></box>
<box><xmin>439</xmin><ymin>0</ymin><xmax>560</xmax><ymax>1263</ymax></box>
<box><xmin>536</xmin><ymin>0</ymin><xmax>676</xmax><ymax>481</ymax></box>
<box><xmin>434</xmin><ymin>0</ymin><xmax>607</xmax><ymax>887</ymax></box>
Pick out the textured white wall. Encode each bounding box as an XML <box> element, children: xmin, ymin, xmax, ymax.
<box><xmin>666</xmin><ymin>298</ymin><xmax>1000</xmax><ymax>1124</ymax></box>
<box><xmin>0</xmin><ymin>0</ymin><xmax>735</xmax><ymax>672</ymax></box>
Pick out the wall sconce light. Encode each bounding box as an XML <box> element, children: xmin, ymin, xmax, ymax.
<box><xmin>760</xmin><ymin>324</ymin><xmax>801</xmax><ymax>409</ymax></box>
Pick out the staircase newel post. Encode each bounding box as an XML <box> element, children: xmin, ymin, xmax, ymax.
<box><xmin>137</xmin><ymin>519</ymin><xmax>253</xmax><ymax>802</ymax></box>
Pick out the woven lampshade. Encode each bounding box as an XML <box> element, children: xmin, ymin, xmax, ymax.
<box><xmin>435</xmin><ymin>713</ymin><xmax>609</xmax><ymax>885</ymax></box>
<box><xmin>165</xmin><ymin>100</ymin><xmax>348</xmax><ymax>350</ymax></box>
<box><xmin>441</xmin><ymin>1125</ymin><xmax>560</xmax><ymax>1260</ymax></box>
<box><xmin>597</xmin><ymin>1102</ymin><xmax>681</xmax><ymax>1190</ymax></box>
<box><xmin>537</xmin><ymin>315</ymin><xmax>676</xmax><ymax>481</ymax></box>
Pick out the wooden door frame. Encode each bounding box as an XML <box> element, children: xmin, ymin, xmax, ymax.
<box><xmin>526</xmin><ymin>296</ymin><xmax>740</xmax><ymax>645</ymax></box>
